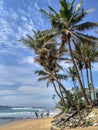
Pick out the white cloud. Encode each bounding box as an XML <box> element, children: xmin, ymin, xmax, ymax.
<box><xmin>34</xmin><ymin>3</ymin><xmax>40</xmax><ymax>10</ymax></box>
<box><xmin>0</xmin><ymin>0</ymin><xmax>36</xmax><ymax>51</ymax></box>
<box><xmin>0</xmin><ymin>90</ymin><xmax>16</xmax><ymax>95</ymax></box>
<box><xmin>9</xmin><ymin>9</ymin><xmax>19</xmax><ymax>21</ymax></box>
<box><xmin>0</xmin><ymin>81</ymin><xmax>14</xmax><ymax>86</ymax></box>
<box><xmin>0</xmin><ymin>49</ymin><xmax>12</xmax><ymax>54</ymax></box>
<box><xmin>0</xmin><ymin>84</ymin><xmax>55</xmax><ymax>106</ymax></box>
<box><xmin>0</xmin><ymin>0</ymin><xmax>46</xmax><ymax>56</ymax></box>
<box><xmin>0</xmin><ymin>64</ymin><xmax>36</xmax><ymax>86</ymax></box>
<box><xmin>21</xmin><ymin>16</ymin><xmax>28</xmax><ymax>22</ymax></box>
<box><xmin>18</xmin><ymin>85</ymin><xmax>55</xmax><ymax>96</ymax></box>
<box><xmin>21</xmin><ymin>56</ymin><xmax>35</xmax><ymax>64</ymax></box>
<box><xmin>1</xmin><ymin>95</ymin><xmax>54</xmax><ymax>106</ymax></box>
<box><xmin>0</xmin><ymin>0</ymin><xmax>56</xmax><ymax>107</ymax></box>
<box><xmin>20</xmin><ymin>56</ymin><xmax>42</xmax><ymax>69</ymax></box>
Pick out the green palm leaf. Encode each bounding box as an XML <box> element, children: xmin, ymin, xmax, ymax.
<box><xmin>35</xmin><ymin>70</ymin><xmax>48</xmax><ymax>76</ymax></box>
<box><xmin>75</xmin><ymin>22</ymin><xmax>98</xmax><ymax>31</ymax></box>
<box><xmin>75</xmin><ymin>0</ymin><xmax>83</xmax><ymax>14</ymax></box>
<box><xmin>38</xmin><ymin>76</ymin><xmax>49</xmax><ymax>81</ymax></box>
<box><xmin>48</xmin><ymin>6</ymin><xmax>58</xmax><ymax>16</ymax></box>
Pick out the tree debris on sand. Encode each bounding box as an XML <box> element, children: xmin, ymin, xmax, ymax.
<box><xmin>51</xmin><ymin>108</ymin><xmax>98</xmax><ymax>130</ymax></box>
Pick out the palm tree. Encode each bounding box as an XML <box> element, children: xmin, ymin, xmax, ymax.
<box><xmin>73</xmin><ymin>41</ymin><xmax>98</xmax><ymax>102</ymax></box>
<box><xmin>66</xmin><ymin>66</ymin><xmax>77</xmax><ymax>88</ymax></box>
<box><xmin>21</xmin><ymin>29</ymin><xmax>76</xmax><ymax>108</ymax></box>
<box><xmin>35</xmin><ymin>69</ymin><xmax>67</xmax><ymax>106</ymax></box>
<box><xmin>80</xmin><ymin>42</ymin><xmax>98</xmax><ymax>101</ymax></box>
<box><xmin>40</xmin><ymin>0</ymin><xmax>98</xmax><ymax>105</ymax></box>
<box><xmin>73</xmin><ymin>43</ymin><xmax>85</xmax><ymax>87</ymax></box>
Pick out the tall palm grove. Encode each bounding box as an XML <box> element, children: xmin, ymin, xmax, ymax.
<box><xmin>21</xmin><ymin>0</ymin><xmax>98</xmax><ymax>118</ymax></box>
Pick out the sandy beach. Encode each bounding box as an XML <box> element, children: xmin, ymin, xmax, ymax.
<box><xmin>0</xmin><ymin>118</ymin><xmax>52</xmax><ymax>130</ymax></box>
<box><xmin>0</xmin><ymin>117</ymin><xmax>98</xmax><ymax>130</ymax></box>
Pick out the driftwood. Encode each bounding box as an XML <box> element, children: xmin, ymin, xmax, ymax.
<box><xmin>54</xmin><ymin>110</ymin><xmax>78</xmax><ymax>129</ymax></box>
<box><xmin>53</xmin><ymin>111</ymin><xmax>63</xmax><ymax>119</ymax></box>
<box><xmin>51</xmin><ymin>106</ymin><xmax>91</xmax><ymax>130</ymax></box>
<box><xmin>51</xmin><ymin>110</ymin><xmax>78</xmax><ymax>130</ymax></box>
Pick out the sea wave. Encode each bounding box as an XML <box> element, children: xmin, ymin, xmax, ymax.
<box><xmin>11</xmin><ymin>107</ymin><xmax>33</xmax><ymax>110</ymax></box>
<box><xmin>0</xmin><ymin>111</ymin><xmax>35</xmax><ymax>119</ymax></box>
<box><xmin>11</xmin><ymin>107</ymin><xmax>45</xmax><ymax>112</ymax></box>
<box><xmin>0</xmin><ymin>107</ymin><xmax>61</xmax><ymax>120</ymax></box>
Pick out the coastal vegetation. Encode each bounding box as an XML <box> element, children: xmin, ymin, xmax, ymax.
<box><xmin>21</xmin><ymin>0</ymin><xmax>98</xmax><ymax>129</ymax></box>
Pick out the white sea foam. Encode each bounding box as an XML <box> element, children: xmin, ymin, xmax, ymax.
<box><xmin>0</xmin><ymin>107</ymin><xmax>61</xmax><ymax>120</ymax></box>
<box><xmin>11</xmin><ymin>107</ymin><xmax>33</xmax><ymax>110</ymax></box>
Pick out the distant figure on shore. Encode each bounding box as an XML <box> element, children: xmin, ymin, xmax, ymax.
<box><xmin>46</xmin><ymin>111</ymin><xmax>50</xmax><ymax>118</ymax></box>
<box><xmin>35</xmin><ymin>112</ymin><xmax>39</xmax><ymax>118</ymax></box>
<box><xmin>40</xmin><ymin>111</ymin><xmax>44</xmax><ymax>118</ymax></box>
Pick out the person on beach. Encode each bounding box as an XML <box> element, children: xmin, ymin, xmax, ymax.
<box><xmin>40</xmin><ymin>111</ymin><xmax>44</xmax><ymax>118</ymax></box>
<box><xmin>35</xmin><ymin>111</ymin><xmax>39</xmax><ymax>118</ymax></box>
<box><xmin>46</xmin><ymin>111</ymin><xmax>50</xmax><ymax>118</ymax></box>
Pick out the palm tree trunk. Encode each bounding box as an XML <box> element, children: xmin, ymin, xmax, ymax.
<box><xmin>52</xmin><ymin>80</ymin><xmax>62</xmax><ymax>99</ymax></box>
<box><xmin>89</xmin><ymin>62</ymin><xmax>95</xmax><ymax>101</ymax></box>
<box><xmin>86</xmin><ymin>68</ymin><xmax>91</xmax><ymax>101</ymax></box>
<box><xmin>67</xmin><ymin>33</ymin><xmax>90</xmax><ymax>105</ymax></box>
<box><xmin>58</xmin><ymin>83</ymin><xmax>67</xmax><ymax>106</ymax></box>
<box><xmin>52</xmin><ymin>80</ymin><xmax>66</xmax><ymax>106</ymax></box>
<box><xmin>80</xmin><ymin>69</ymin><xmax>85</xmax><ymax>88</ymax></box>
<box><xmin>44</xmin><ymin>63</ymin><xmax>76</xmax><ymax>108</ymax></box>
<box><xmin>52</xmin><ymin>74</ymin><xmax>76</xmax><ymax>108</ymax></box>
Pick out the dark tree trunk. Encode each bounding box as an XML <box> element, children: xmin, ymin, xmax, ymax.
<box><xmin>52</xmin><ymin>74</ymin><xmax>76</xmax><ymax>108</ymax></box>
<box><xmin>86</xmin><ymin>68</ymin><xmax>91</xmax><ymax>101</ymax></box>
<box><xmin>67</xmin><ymin>33</ymin><xmax>90</xmax><ymax>105</ymax></box>
<box><xmin>89</xmin><ymin>62</ymin><xmax>95</xmax><ymax>101</ymax></box>
<box><xmin>52</xmin><ymin>80</ymin><xmax>66</xmax><ymax>106</ymax></box>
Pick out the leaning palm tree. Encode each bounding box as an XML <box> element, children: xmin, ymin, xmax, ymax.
<box><xmin>21</xmin><ymin>29</ymin><xmax>76</xmax><ymax>108</ymax></box>
<box><xmin>35</xmin><ymin>69</ymin><xmax>67</xmax><ymax>106</ymax></box>
<box><xmin>40</xmin><ymin>0</ymin><xmax>98</xmax><ymax>105</ymax></box>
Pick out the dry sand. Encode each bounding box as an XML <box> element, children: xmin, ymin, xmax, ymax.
<box><xmin>0</xmin><ymin>117</ymin><xmax>98</xmax><ymax>130</ymax></box>
<box><xmin>0</xmin><ymin>118</ymin><xmax>52</xmax><ymax>130</ymax></box>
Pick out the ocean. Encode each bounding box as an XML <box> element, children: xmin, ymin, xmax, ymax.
<box><xmin>0</xmin><ymin>106</ymin><xmax>60</xmax><ymax>126</ymax></box>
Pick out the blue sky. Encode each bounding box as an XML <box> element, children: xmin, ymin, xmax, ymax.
<box><xmin>0</xmin><ymin>0</ymin><xmax>98</xmax><ymax>107</ymax></box>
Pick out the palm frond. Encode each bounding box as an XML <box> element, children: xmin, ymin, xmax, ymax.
<box><xmin>38</xmin><ymin>76</ymin><xmax>49</xmax><ymax>81</ymax></box>
<box><xmin>46</xmin><ymin>79</ymin><xmax>51</xmax><ymax>88</ymax></box>
<box><xmin>77</xmin><ymin>32</ymin><xmax>98</xmax><ymax>41</ymax></box>
<box><xmin>69</xmin><ymin>0</ymin><xmax>75</xmax><ymax>11</ymax></box>
<box><xmin>86</xmin><ymin>8</ymin><xmax>95</xmax><ymax>14</ymax></box>
<box><xmin>60</xmin><ymin>0</ymin><xmax>67</xmax><ymax>13</ymax></box>
<box><xmin>75</xmin><ymin>0</ymin><xmax>84</xmax><ymax>14</ymax></box>
<box><xmin>56</xmin><ymin>74</ymin><xmax>68</xmax><ymax>80</ymax></box>
<box><xmin>20</xmin><ymin>38</ymin><xmax>36</xmax><ymax>50</ymax></box>
<box><xmin>48</xmin><ymin>6</ymin><xmax>58</xmax><ymax>16</ymax></box>
<box><xmin>74</xmin><ymin>22</ymin><xmax>98</xmax><ymax>31</ymax></box>
<box><xmin>35</xmin><ymin>70</ymin><xmax>48</xmax><ymax>76</ymax></box>
<box><xmin>72</xmin><ymin>8</ymin><xmax>86</xmax><ymax>24</ymax></box>
<box><xmin>74</xmin><ymin>32</ymin><xmax>98</xmax><ymax>44</ymax></box>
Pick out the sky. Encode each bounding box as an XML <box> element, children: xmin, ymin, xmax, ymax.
<box><xmin>0</xmin><ymin>0</ymin><xmax>98</xmax><ymax>107</ymax></box>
